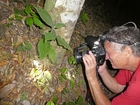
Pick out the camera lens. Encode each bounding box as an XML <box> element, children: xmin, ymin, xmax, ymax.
<box><xmin>75</xmin><ymin>53</ymin><xmax>82</xmax><ymax>64</ymax></box>
<box><xmin>74</xmin><ymin>50</ymin><xmax>88</xmax><ymax>64</ymax></box>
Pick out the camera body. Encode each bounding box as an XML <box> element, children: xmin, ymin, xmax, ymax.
<box><xmin>74</xmin><ymin>35</ymin><xmax>106</xmax><ymax>66</ymax></box>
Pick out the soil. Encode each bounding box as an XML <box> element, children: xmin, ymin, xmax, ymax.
<box><xmin>0</xmin><ymin>0</ymin><xmax>140</xmax><ymax>105</ymax></box>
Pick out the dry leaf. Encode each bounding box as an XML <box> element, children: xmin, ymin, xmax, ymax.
<box><xmin>0</xmin><ymin>61</ymin><xmax>8</xmax><ymax>66</ymax></box>
<box><xmin>56</xmin><ymin>85</ymin><xmax>64</xmax><ymax>93</ymax></box>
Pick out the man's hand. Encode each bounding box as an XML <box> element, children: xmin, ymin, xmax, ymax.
<box><xmin>83</xmin><ymin>51</ymin><xmax>97</xmax><ymax>79</ymax></box>
<box><xmin>98</xmin><ymin>61</ymin><xmax>108</xmax><ymax>74</ymax></box>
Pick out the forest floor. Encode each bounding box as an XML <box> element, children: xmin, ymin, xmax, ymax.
<box><xmin>0</xmin><ymin>0</ymin><xmax>134</xmax><ymax>105</ymax></box>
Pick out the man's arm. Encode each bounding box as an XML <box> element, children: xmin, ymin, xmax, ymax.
<box><xmin>83</xmin><ymin>51</ymin><xmax>111</xmax><ymax>105</ymax></box>
<box><xmin>87</xmin><ymin>75</ymin><xmax>111</xmax><ymax>105</ymax></box>
<box><xmin>98</xmin><ymin>63</ymin><xmax>125</xmax><ymax>93</ymax></box>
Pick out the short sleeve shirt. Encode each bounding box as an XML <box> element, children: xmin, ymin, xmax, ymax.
<box><xmin>111</xmin><ymin>62</ymin><xmax>140</xmax><ymax>105</ymax></box>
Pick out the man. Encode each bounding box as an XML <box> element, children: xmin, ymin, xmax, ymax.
<box><xmin>83</xmin><ymin>22</ymin><xmax>140</xmax><ymax>105</ymax></box>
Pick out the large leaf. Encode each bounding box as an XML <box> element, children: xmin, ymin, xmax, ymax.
<box><xmin>48</xmin><ymin>45</ymin><xmax>56</xmax><ymax>63</ymax></box>
<box><xmin>45</xmin><ymin>29</ymin><xmax>56</xmax><ymax>41</ymax></box>
<box><xmin>33</xmin><ymin>6</ymin><xmax>54</xmax><ymax>27</ymax></box>
<box><xmin>38</xmin><ymin>39</ymin><xmax>50</xmax><ymax>59</ymax></box>
<box><xmin>44</xmin><ymin>0</ymin><xmax>55</xmax><ymax>11</ymax></box>
<box><xmin>56</xmin><ymin>36</ymin><xmax>72</xmax><ymax>51</ymax></box>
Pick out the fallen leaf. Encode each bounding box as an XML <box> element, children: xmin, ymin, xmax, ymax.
<box><xmin>0</xmin><ymin>61</ymin><xmax>8</xmax><ymax>66</ymax></box>
<box><xmin>56</xmin><ymin>85</ymin><xmax>64</xmax><ymax>93</ymax></box>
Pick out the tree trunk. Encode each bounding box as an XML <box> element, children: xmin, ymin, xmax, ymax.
<box><xmin>44</xmin><ymin>0</ymin><xmax>85</xmax><ymax>65</ymax></box>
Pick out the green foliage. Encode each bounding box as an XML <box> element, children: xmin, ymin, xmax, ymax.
<box><xmin>62</xmin><ymin>87</ymin><xmax>68</xmax><ymax>94</ymax></box>
<box><xmin>25</xmin><ymin>17</ymin><xmax>33</xmax><ymax>27</ymax></box>
<box><xmin>56</xmin><ymin>35</ymin><xmax>71</xmax><ymax>51</ymax></box>
<box><xmin>12</xmin><ymin>4</ymin><xmax>72</xmax><ymax>63</ymax></box>
<box><xmin>76</xmin><ymin>96</ymin><xmax>83</xmax><ymax>105</ymax></box>
<box><xmin>32</xmin><ymin>6</ymin><xmax>72</xmax><ymax>62</ymax></box>
<box><xmin>52</xmin><ymin>95</ymin><xmax>58</xmax><ymax>104</ymax></box>
<box><xmin>70</xmin><ymin>80</ymin><xmax>75</xmax><ymax>89</ymax></box>
<box><xmin>45</xmin><ymin>30</ymin><xmax>56</xmax><ymax>41</ymax></box>
<box><xmin>25</xmin><ymin>4</ymin><xmax>31</xmax><ymax>15</ymax></box>
<box><xmin>33</xmin><ymin>16</ymin><xmax>43</xmax><ymax>28</ymax></box>
<box><xmin>44</xmin><ymin>0</ymin><xmax>55</xmax><ymax>11</ymax></box>
<box><xmin>62</xmin><ymin>96</ymin><xmax>83</xmax><ymax>105</ymax></box>
<box><xmin>46</xmin><ymin>101</ymin><xmax>54</xmax><ymax>105</ymax></box>
<box><xmin>17</xmin><ymin>42</ymin><xmax>32</xmax><ymax>51</ymax></box>
<box><xmin>54</xmin><ymin>22</ymin><xmax>66</xmax><ymax>29</ymax></box>
<box><xmin>81</xmin><ymin>11</ymin><xmax>89</xmax><ymax>25</ymax></box>
<box><xmin>33</xmin><ymin>6</ymin><xmax>54</xmax><ymax>28</ymax></box>
<box><xmin>68</xmin><ymin>56</ymin><xmax>76</xmax><ymax>64</ymax></box>
<box><xmin>4</xmin><ymin>22</ymin><xmax>13</xmax><ymax>27</ymax></box>
<box><xmin>59</xmin><ymin>67</ymin><xmax>67</xmax><ymax>81</ymax></box>
<box><xmin>20</xmin><ymin>91</ymin><xmax>27</xmax><ymax>101</ymax></box>
<box><xmin>45</xmin><ymin>95</ymin><xmax>83</xmax><ymax>105</ymax></box>
<box><xmin>14</xmin><ymin>8</ymin><xmax>26</xmax><ymax>16</ymax></box>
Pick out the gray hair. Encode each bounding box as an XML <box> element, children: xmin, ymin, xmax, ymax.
<box><xmin>109</xmin><ymin>42</ymin><xmax>125</xmax><ymax>52</ymax></box>
<box><xmin>105</xmin><ymin>22</ymin><xmax>140</xmax><ymax>57</ymax></box>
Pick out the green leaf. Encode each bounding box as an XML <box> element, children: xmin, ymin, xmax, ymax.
<box><xmin>14</xmin><ymin>8</ymin><xmax>26</xmax><ymax>16</ymax></box>
<box><xmin>17</xmin><ymin>42</ymin><xmax>32</xmax><ymax>51</ymax></box>
<box><xmin>76</xmin><ymin>96</ymin><xmax>83</xmax><ymax>105</ymax></box>
<box><xmin>81</xmin><ymin>11</ymin><xmax>89</xmax><ymax>25</ymax></box>
<box><xmin>45</xmin><ymin>30</ymin><xmax>56</xmax><ymax>41</ymax></box>
<box><xmin>17</xmin><ymin>44</ymin><xmax>25</xmax><ymax>51</ymax></box>
<box><xmin>25</xmin><ymin>4</ymin><xmax>32</xmax><ymax>15</ymax></box>
<box><xmin>33</xmin><ymin>6</ymin><xmax>54</xmax><ymax>27</ymax></box>
<box><xmin>62</xmin><ymin>87</ymin><xmax>68</xmax><ymax>94</ymax></box>
<box><xmin>33</xmin><ymin>16</ymin><xmax>43</xmax><ymax>28</ymax></box>
<box><xmin>24</xmin><ymin>42</ymin><xmax>32</xmax><ymax>50</ymax></box>
<box><xmin>52</xmin><ymin>95</ymin><xmax>58</xmax><ymax>104</ymax></box>
<box><xmin>44</xmin><ymin>0</ymin><xmax>55</xmax><ymax>11</ymax></box>
<box><xmin>70</xmin><ymin>80</ymin><xmax>75</xmax><ymax>89</ymax></box>
<box><xmin>46</xmin><ymin>101</ymin><xmax>54</xmax><ymax>105</ymax></box>
<box><xmin>15</xmin><ymin>15</ymin><xmax>23</xmax><ymax>21</ymax></box>
<box><xmin>48</xmin><ymin>45</ymin><xmax>56</xmax><ymax>63</ymax></box>
<box><xmin>61</xmin><ymin>73</ymin><xmax>67</xmax><ymax>80</ymax></box>
<box><xmin>38</xmin><ymin>39</ymin><xmax>50</xmax><ymax>59</ymax></box>
<box><xmin>56</xmin><ymin>35</ymin><xmax>71</xmax><ymax>51</ymax></box>
<box><xmin>68</xmin><ymin>102</ymin><xmax>75</xmax><ymax>105</ymax></box>
<box><xmin>30</xmin><ymin>12</ymin><xmax>38</xmax><ymax>18</ymax></box>
<box><xmin>20</xmin><ymin>91</ymin><xmax>27</xmax><ymax>101</ymax></box>
<box><xmin>61</xmin><ymin>67</ymin><xmax>66</xmax><ymax>73</ymax></box>
<box><xmin>54</xmin><ymin>22</ymin><xmax>66</xmax><ymax>29</ymax></box>
<box><xmin>68</xmin><ymin>56</ymin><xmax>76</xmax><ymax>64</ymax></box>
<box><xmin>5</xmin><ymin>22</ymin><xmax>13</xmax><ymax>27</ymax></box>
<box><xmin>62</xmin><ymin>102</ymin><xmax>67</xmax><ymax>105</ymax></box>
<box><xmin>25</xmin><ymin>17</ymin><xmax>33</xmax><ymax>27</ymax></box>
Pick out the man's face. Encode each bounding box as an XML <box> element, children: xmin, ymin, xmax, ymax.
<box><xmin>104</xmin><ymin>41</ymin><xmax>128</xmax><ymax>69</ymax></box>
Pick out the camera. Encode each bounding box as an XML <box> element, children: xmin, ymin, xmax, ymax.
<box><xmin>73</xmin><ymin>35</ymin><xmax>106</xmax><ymax>66</ymax></box>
